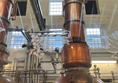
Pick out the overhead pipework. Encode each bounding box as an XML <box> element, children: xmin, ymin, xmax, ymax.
<box><xmin>0</xmin><ymin>0</ymin><xmax>16</xmax><ymax>83</ymax></box>
<box><xmin>55</xmin><ymin>0</ymin><xmax>104</xmax><ymax>83</ymax></box>
<box><xmin>29</xmin><ymin>0</ymin><xmax>46</xmax><ymax>31</ymax></box>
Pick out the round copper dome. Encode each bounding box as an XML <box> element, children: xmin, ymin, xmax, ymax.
<box><xmin>54</xmin><ymin>71</ymin><xmax>104</xmax><ymax>83</ymax></box>
<box><xmin>0</xmin><ymin>74</ymin><xmax>16</xmax><ymax>83</ymax></box>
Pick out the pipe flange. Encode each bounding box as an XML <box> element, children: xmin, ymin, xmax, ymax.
<box><xmin>0</xmin><ymin>48</ymin><xmax>9</xmax><ymax>55</ymax></box>
<box><xmin>63</xmin><ymin>1</ymin><xmax>82</xmax><ymax>10</ymax></box>
<box><xmin>0</xmin><ymin>41</ymin><xmax>7</xmax><ymax>47</ymax></box>
<box><xmin>0</xmin><ymin>42</ymin><xmax>9</xmax><ymax>55</ymax></box>
<box><xmin>0</xmin><ymin>16</ymin><xmax>10</xmax><ymax>24</ymax></box>
<box><xmin>64</xmin><ymin>19</ymin><xmax>85</xmax><ymax>28</ymax></box>
<box><xmin>65</xmin><ymin>67</ymin><xmax>89</xmax><ymax>72</ymax></box>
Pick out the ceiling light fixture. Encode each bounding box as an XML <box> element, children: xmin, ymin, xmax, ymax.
<box><xmin>92</xmin><ymin>61</ymin><xmax>117</xmax><ymax>63</ymax></box>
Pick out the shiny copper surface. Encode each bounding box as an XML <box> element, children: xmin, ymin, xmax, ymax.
<box><xmin>55</xmin><ymin>0</ymin><xmax>104</xmax><ymax>83</ymax></box>
<box><xmin>65</xmin><ymin>22</ymin><xmax>85</xmax><ymax>41</ymax></box>
<box><xmin>64</xmin><ymin>0</ymin><xmax>85</xmax><ymax>41</ymax></box>
<box><xmin>0</xmin><ymin>0</ymin><xmax>15</xmax><ymax>83</ymax></box>
<box><xmin>0</xmin><ymin>0</ymin><xmax>12</xmax><ymax>19</ymax></box>
<box><xmin>55</xmin><ymin>71</ymin><xmax>104</xmax><ymax>83</ymax></box>
<box><xmin>63</xmin><ymin>0</ymin><xmax>91</xmax><ymax>68</ymax></box>
<box><xmin>0</xmin><ymin>74</ymin><xmax>16</xmax><ymax>83</ymax></box>
<box><xmin>62</xmin><ymin>43</ymin><xmax>91</xmax><ymax>68</ymax></box>
<box><xmin>0</xmin><ymin>19</ymin><xmax>9</xmax><ymax>42</ymax></box>
<box><xmin>0</xmin><ymin>0</ymin><xmax>13</xmax><ymax>68</ymax></box>
<box><xmin>0</xmin><ymin>0</ymin><xmax>12</xmax><ymax>43</ymax></box>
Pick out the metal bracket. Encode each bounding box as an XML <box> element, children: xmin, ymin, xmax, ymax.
<box><xmin>0</xmin><ymin>16</ymin><xmax>10</xmax><ymax>24</ymax></box>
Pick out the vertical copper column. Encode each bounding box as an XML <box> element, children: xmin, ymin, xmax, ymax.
<box><xmin>0</xmin><ymin>0</ymin><xmax>13</xmax><ymax>68</ymax></box>
<box><xmin>62</xmin><ymin>0</ymin><xmax>91</xmax><ymax>68</ymax></box>
<box><xmin>55</xmin><ymin>0</ymin><xmax>104</xmax><ymax>83</ymax></box>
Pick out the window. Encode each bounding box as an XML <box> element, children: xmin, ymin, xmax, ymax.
<box><xmin>17</xmin><ymin>1</ymin><xmax>27</xmax><ymax>16</ymax></box>
<box><xmin>44</xmin><ymin>29</ymin><xmax>63</xmax><ymax>49</ymax></box>
<box><xmin>85</xmin><ymin>0</ymin><xmax>99</xmax><ymax>14</ymax></box>
<box><xmin>86</xmin><ymin>28</ymin><xmax>102</xmax><ymax>48</ymax></box>
<box><xmin>49</xmin><ymin>0</ymin><xmax>62</xmax><ymax>15</ymax></box>
<box><xmin>10</xmin><ymin>31</ymin><xmax>27</xmax><ymax>49</ymax></box>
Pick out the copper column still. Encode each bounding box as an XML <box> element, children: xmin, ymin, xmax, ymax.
<box><xmin>0</xmin><ymin>0</ymin><xmax>13</xmax><ymax>68</ymax></box>
<box><xmin>55</xmin><ymin>0</ymin><xmax>104</xmax><ymax>83</ymax></box>
<box><xmin>0</xmin><ymin>0</ymin><xmax>16</xmax><ymax>83</ymax></box>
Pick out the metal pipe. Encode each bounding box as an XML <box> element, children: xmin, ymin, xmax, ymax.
<box><xmin>29</xmin><ymin>0</ymin><xmax>45</xmax><ymax>31</ymax></box>
<box><xmin>28</xmin><ymin>31</ymin><xmax>64</xmax><ymax>33</ymax></box>
<box><xmin>25</xmin><ymin>30</ymin><xmax>32</xmax><ymax>41</ymax></box>
<box><xmin>21</xmin><ymin>30</ymin><xmax>30</xmax><ymax>42</ymax></box>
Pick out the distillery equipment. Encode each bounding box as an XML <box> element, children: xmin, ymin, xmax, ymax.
<box><xmin>55</xmin><ymin>0</ymin><xmax>104</xmax><ymax>83</ymax></box>
<box><xmin>0</xmin><ymin>0</ymin><xmax>16</xmax><ymax>83</ymax></box>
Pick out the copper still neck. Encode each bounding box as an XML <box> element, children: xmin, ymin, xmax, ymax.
<box><xmin>62</xmin><ymin>0</ymin><xmax>91</xmax><ymax>68</ymax></box>
<box><xmin>55</xmin><ymin>0</ymin><xmax>104</xmax><ymax>83</ymax></box>
<box><xmin>0</xmin><ymin>0</ymin><xmax>13</xmax><ymax>68</ymax></box>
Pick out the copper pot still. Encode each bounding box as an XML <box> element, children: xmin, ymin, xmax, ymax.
<box><xmin>0</xmin><ymin>0</ymin><xmax>16</xmax><ymax>83</ymax></box>
<box><xmin>0</xmin><ymin>0</ymin><xmax>14</xmax><ymax>67</ymax></box>
<box><xmin>55</xmin><ymin>71</ymin><xmax>104</xmax><ymax>83</ymax></box>
<box><xmin>55</xmin><ymin>0</ymin><xmax>104</xmax><ymax>83</ymax></box>
<box><xmin>0</xmin><ymin>74</ymin><xmax>16</xmax><ymax>83</ymax></box>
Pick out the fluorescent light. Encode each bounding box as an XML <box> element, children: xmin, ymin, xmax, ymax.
<box><xmin>92</xmin><ymin>61</ymin><xmax>117</xmax><ymax>63</ymax></box>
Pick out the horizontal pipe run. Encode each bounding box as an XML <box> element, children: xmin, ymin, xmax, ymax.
<box><xmin>28</xmin><ymin>31</ymin><xmax>64</xmax><ymax>33</ymax></box>
<box><xmin>21</xmin><ymin>30</ymin><xmax>30</xmax><ymax>42</ymax></box>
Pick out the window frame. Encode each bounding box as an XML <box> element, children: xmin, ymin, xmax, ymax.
<box><xmin>84</xmin><ymin>0</ymin><xmax>100</xmax><ymax>15</ymax></box>
<box><xmin>43</xmin><ymin>28</ymin><xmax>64</xmax><ymax>51</ymax></box>
<box><xmin>49</xmin><ymin>0</ymin><xmax>63</xmax><ymax>16</ymax></box>
<box><xmin>6</xmin><ymin>31</ymin><xmax>27</xmax><ymax>50</ymax></box>
<box><xmin>84</xmin><ymin>25</ymin><xmax>106</xmax><ymax>49</ymax></box>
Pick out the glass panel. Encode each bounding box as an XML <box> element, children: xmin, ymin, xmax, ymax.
<box><xmin>86</xmin><ymin>28</ymin><xmax>102</xmax><ymax>48</ymax></box>
<box><xmin>10</xmin><ymin>31</ymin><xmax>27</xmax><ymax>49</ymax></box>
<box><xmin>49</xmin><ymin>1</ymin><xmax>62</xmax><ymax>15</ymax></box>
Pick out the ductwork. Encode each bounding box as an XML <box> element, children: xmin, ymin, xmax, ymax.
<box><xmin>29</xmin><ymin>0</ymin><xmax>45</xmax><ymax>31</ymax></box>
